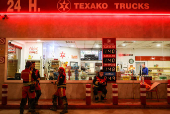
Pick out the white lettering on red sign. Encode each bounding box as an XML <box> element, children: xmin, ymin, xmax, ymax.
<box><xmin>74</xmin><ymin>3</ymin><xmax>108</xmax><ymax>9</ymax></box>
<box><xmin>103</xmin><ymin>54</ymin><xmax>115</xmax><ymax>58</ymax></box>
<box><xmin>103</xmin><ymin>63</ymin><xmax>116</xmax><ymax>67</ymax></box>
<box><xmin>103</xmin><ymin>45</ymin><xmax>116</xmax><ymax>49</ymax></box>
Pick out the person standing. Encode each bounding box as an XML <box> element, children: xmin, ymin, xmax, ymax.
<box><xmin>50</xmin><ymin>67</ymin><xmax>68</xmax><ymax>114</ymax></box>
<box><xmin>20</xmin><ymin>61</ymin><xmax>39</xmax><ymax>114</ymax></box>
<box><xmin>142</xmin><ymin>64</ymin><xmax>148</xmax><ymax>75</ymax></box>
<box><xmin>93</xmin><ymin>69</ymin><xmax>107</xmax><ymax>102</ymax></box>
<box><xmin>31</xmin><ymin>61</ymin><xmax>41</xmax><ymax>105</ymax></box>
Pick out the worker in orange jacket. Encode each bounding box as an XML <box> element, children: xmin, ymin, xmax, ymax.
<box><xmin>31</xmin><ymin>61</ymin><xmax>41</xmax><ymax>105</ymax></box>
<box><xmin>50</xmin><ymin>67</ymin><xmax>68</xmax><ymax>114</ymax></box>
<box><xmin>20</xmin><ymin>61</ymin><xmax>39</xmax><ymax>114</ymax></box>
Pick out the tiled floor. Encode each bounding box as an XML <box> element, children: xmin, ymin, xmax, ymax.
<box><xmin>5</xmin><ymin>99</ymin><xmax>168</xmax><ymax>105</ymax></box>
<box><xmin>0</xmin><ymin>99</ymin><xmax>169</xmax><ymax>109</ymax></box>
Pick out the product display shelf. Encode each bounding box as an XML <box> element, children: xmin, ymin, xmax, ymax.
<box><xmin>7</xmin><ymin>59</ymin><xmax>18</xmax><ymax>79</ymax></box>
<box><xmin>148</xmin><ymin>67</ymin><xmax>170</xmax><ymax>78</ymax></box>
<box><xmin>47</xmin><ymin>60</ymin><xmax>60</xmax><ymax>80</ymax></box>
<box><xmin>148</xmin><ymin>67</ymin><xmax>170</xmax><ymax>69</ymax></box>
<box><xmin>149</xmin><ymin>72</ymin><xmax>170</xmax><ymax>73</ymax></box>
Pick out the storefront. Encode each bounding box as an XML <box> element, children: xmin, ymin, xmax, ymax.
<box><xmin>0</xmin><ymin>0</ymin><xmax>170</xmax><ymax>100</ymax></box>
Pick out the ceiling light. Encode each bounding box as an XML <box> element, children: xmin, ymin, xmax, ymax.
<box><xmin>37</xmin><ymin>40</ymin><xmax>41</xmax><ymax>42</ymax></box>
<box><xmin>122</xmin><ymin>44</ymin><xmax>126</xmax><ymax>46</ymax></box>
<box><xmin>96</xmin><ymin>45</ymin><xmax>99</xmax><ymax>48</ymax></box>
<box><xmin>157</xmin><ymin>44</ymin><xmax>161</xmax><ymax>47</ymax></box>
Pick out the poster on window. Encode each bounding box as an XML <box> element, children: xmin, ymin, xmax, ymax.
<box><xmin>29</xmin><ymin>47</ymin><xmax>38</xmax><ymax>54</ymax></box>
<box><xmin>102</xmin><ymin>38</ymin><xmax>116</xmax><ymax>82</ymax></box>
<box><xmin>8</xmin><ymin>45</ymin><xmax>16</xmax><ymax>53</ymax></box>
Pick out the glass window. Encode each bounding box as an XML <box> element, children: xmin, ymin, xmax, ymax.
<box><xmin>6</xmin><ymin>40</ymin><xmax>170</xmax><ymax>81</ymax></box>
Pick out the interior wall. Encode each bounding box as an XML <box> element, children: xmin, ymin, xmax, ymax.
<box><xmin>116</xmin><ymin>48</ymin><xmax>170</xmax><ymax>73</ymax></box>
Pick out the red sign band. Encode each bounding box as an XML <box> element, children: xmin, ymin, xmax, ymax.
<box><xmin>0</xmin><ymin>0</ymin><xmax>170</xmax><ymax>14</ymax></box>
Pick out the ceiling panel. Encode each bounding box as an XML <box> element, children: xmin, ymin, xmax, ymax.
<box><xmin>77</xmin><ymin>45</ymin><xmax>84</xmax><ymax>48</ymax></box>
<box><xmin>59</xmin><ymin>43</ymin><xmax>68</xmax><ymax>47</ymax></box>
<box><xmin>15</xmin><ymin>40</ymin><xmax>170</xmax><ymax>49</ymax></box>
<box><xmin>85</xmin><ymin>41</ymin><xmax>95</xmax><ymax>45</ymax></box>
<box><xmin>92</xmin><ymin>45</ymin><xmax>102</xmax><ymax>49</ymax></box>
<box><xmin>85</xmin><ymin>45</ymin><xmax>93</xmax><ymax>48</ymax></box>
<box><xmin>75</xmin><ymin>41</ymin><xmax>85</xmax><ymax>45</ymax></box>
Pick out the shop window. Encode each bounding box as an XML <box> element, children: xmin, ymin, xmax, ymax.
<box><xmin>116</xmin><ymin>41</ymin><xmax>170</xmax><ymax>81</ymax></box>
<box><xmin>7</xmin><ymin>42</ymin><xmax>22</xmax><ymax>80</ymax></box>
<box><xmin>6</xmin><ymin>40</ymin><xmax>170</xmax><ymax>81</ymax></box>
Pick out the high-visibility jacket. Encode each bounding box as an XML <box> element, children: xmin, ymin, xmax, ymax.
<box><xmin>33</xmin><ymin>68</ymin><xmax>40</xmax><ymax>79</ymax></box>
<box><xmin>93</xmin><ymin>76</ymin><xmax>107</xmax><ymax>88</ymax></box>
<box><xmin>57</xmin><ymin>74</ymin><xmax>66</xmax><ymax>88</ymax></box>
<box><xmin>21</xmin><ymin>68</ymin><xmax>36</xmax><ymax>86</ymax></box>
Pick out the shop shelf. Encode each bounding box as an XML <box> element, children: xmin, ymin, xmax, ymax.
<box><xmin>148</xmin><ymin>67</ymin><xmax>170</xmax><ymax>69</ymax></box>
<box><xmin>149</xmin><ymin>72</ymin><xmax>170</xmax><ymax>73</ymax></box>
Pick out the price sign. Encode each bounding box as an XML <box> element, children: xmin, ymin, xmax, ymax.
<box><xmin>103</xmin><ymin>49</ymin><xmax>116</xmax><ymax>54</ymax></box>
<box><xmin>102</xmin><ymin>38</ymin><xmax>116</xmax><ymax>82</ymax></box>
<box><xmin>105</xmin><ymin>76</ymin><xmax>116</xmax><ymax>81</ymax></box>
<box><xmin>103</xmin><ymin>67</ymin><xmax>116</xmax><ymax>72</ymax></box>
<box><xmin>103</xmin><ymin>58</ymin><xmax>116</xmax><ymax>63</ymax></box>
<box><xmin>104</xmin><ymin>72</ymin><xmax>116</xmax><ymax>81</ymax></box>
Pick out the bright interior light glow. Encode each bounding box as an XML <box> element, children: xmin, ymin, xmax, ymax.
<box><xmin>37</xmin><ymin>40</ymin><xmax>41</xmax><ymax>42</ymax></box>
<box><xmin>71</xmin><ymin>45</ymin><xmax>74</xmax><ymax>47</ymax></box>
<box><xmin>1</xmin><ymin>13</ymin><xmax>170</xmax><ymax>16</ymax></box>
<box><xmin>96</xmin><ymin>45</ymin><xmax>99</xmax><ymax>48</ymax></box>
<box><xmin>157</xmin><ymin>44</ymin><xmax>161</xmax><ymax>47</ymax></box>
<box><xmin>122</xmin><ymin>44</ymin><xmax>126</xmax><ymax>46</ymax></box>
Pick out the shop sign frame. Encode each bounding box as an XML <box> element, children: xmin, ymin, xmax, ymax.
<box><xmin>1</xmin><ymin>0</ymin><xmax>170</xmax><ymax>15</ymax></box>
<box><xmin>102</xmin><ymin>38</ymin><xmax>116</xmax><ymax>83</ymax></box>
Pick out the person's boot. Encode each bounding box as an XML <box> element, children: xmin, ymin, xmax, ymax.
<box><xmin>50</xmin><ymin>95</ymin><xmax>57</xmax><ymax>111</ymax></box>
<box><xmin>60</xmin><ymin>105</ymin><xmax>68</xmax><ymax>114</ymax></box>
<box><xmin>101</xmin><ymin>95</ymin><xmax>105</xmax><ymax>102</ymax></box>
<box><xmin>50</xmin><ymin>105</ymin><xmax>57</xmax><ymax>111</ymax></box>
<box><xmin>20</xmin><ymin>110</ymin><xmax>23</xmax><ymax>114</ymax></box>
<box><xmin>94</xmin><ymin>95</ymin><xmax>99</xmax><ymax>103</ymax></box>
<box><xmin>28</xmin><ymin>108</ymin><xmax>32</xmax><ymax>112</ymax></box>
<box><xmin>31</xmin><ymin>111</ymin><xmax>39</xmax><ymax>114</ymax></box>
<box><xmin>35</xmin><ymin>100</ymin><xmax>38</xmax><ymax>105</ymax></box>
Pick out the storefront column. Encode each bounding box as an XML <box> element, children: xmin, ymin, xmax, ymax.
<box><xmin>140</xmin><ymin>84</ymin><xmax>146</xmax><ymax>105</ymax></box>
<box><xmin>2</xmin><ymin>84</ymin><xmax>8</xmax><ymax>105</ymax></box>
<box><xmin>167</xmin><ymin>84</ymin><xmax>170</xmax><ymax>104</ymax></box>
<box><xmin>86</xmin><ymin>84</ymin><xmax>91</xmax><ymax>105</ymax></box>
<box><xmin>112</xmin><ymin>84</ymin><xmax>118</xmax><ymax>105</ymax></box>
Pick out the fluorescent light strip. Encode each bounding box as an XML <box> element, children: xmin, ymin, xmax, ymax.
<box><xmin>1</xmin><ymin>13</ymin><xmax>170</xmax><ymax>16</ymax></box>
